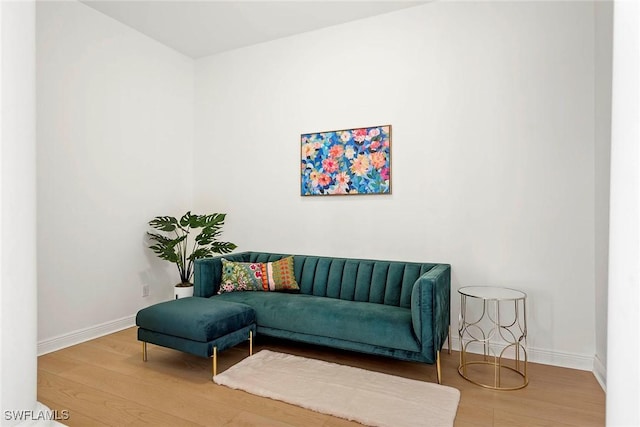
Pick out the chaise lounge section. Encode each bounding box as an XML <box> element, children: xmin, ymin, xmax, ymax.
<box><xmin>136</xmin><ymin>297</ymin><xmax>256</xmax><ymax>376</ymax></box>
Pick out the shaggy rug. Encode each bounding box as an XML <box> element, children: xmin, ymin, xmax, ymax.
<box><xmin>213</xmin><ymin>350</ymin><xmax>460</xmax><ymax>427</ymax></box>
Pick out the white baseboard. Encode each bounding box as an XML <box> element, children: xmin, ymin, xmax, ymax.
<box><xmin>593</xmin><ymin>354</ymin><xmax>607</xmax><ymax>391</ymax></box>
<box><xmin>447</xmin><ymin>335</ymin><xmax>596</xmax><ymax>372</ymax></box>
<box><xmin>37</xmin><ymin>315</ymin><xmax>136</xmax><ymax>356</ymax></box>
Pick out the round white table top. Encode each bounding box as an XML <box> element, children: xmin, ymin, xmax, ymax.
<box><xmin>458</xmin><ymin>286</ymin><xmax>526</xmax><ymax>301</ymax></box>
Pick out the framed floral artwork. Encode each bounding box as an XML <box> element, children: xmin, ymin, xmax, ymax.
<box><xmin>300</xmin><ymin>125</ymin><xmax>391</xmax><ymax>196</ymax></box>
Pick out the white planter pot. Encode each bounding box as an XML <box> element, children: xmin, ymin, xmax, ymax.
<box><xmin>174</xmin><ymin>285</ymin><xmax>194</xmax><ymax>299</ymax></box>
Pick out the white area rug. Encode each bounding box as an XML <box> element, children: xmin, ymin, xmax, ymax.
<box><xmin>214</xmin><ymin>350</ymin><xmax>460</xmax><ymax>427</ymax></box>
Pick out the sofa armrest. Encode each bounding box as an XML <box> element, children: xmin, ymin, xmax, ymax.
<box><xmin>194</xmin><ymin>252</ymin><xmax>252</xmax><ymax>297</ymax></box>
<box><xmin>410</xmin><ymin>264</ymin><xmax>451</xmax><ymax>360</ymax></box>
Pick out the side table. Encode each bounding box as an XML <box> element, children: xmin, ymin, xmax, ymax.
<box><xmin>458</xmin><ymin>286</ymin><xmax>528</xmax><ymax>390</ymax></box>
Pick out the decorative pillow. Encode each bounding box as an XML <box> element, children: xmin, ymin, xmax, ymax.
<box><xmin>259</xmin><ymin>256</ymin><xmax>300</xmax><ymax>292</ymax></box>
<box><xmin>218</xmin><ymin>258</ymin><xmax>265</xmax><ymax>294</ymax></box>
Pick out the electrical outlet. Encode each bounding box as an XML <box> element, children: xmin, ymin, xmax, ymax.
<box><xmin>142</xmin><ymin>285</ymin><xmax>150</xmax><ymax>297</ymax></box>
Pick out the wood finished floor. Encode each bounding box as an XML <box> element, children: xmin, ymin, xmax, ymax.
<box><xmin>38</xmin><ymin>327</ymin><xmax>605</xmax><ymax>427</ymax></box>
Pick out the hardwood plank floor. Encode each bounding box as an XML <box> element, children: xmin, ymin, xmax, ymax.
<box><xmin>38</xmin><ymin>328</ymin><xmax>605</xmax><ymax>426</ymax></box>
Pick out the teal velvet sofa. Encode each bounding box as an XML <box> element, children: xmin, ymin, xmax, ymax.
<box><xmin>194</xmin><ymin>251</ymin><xmax>451</xmax><ymax>382</ymax></box>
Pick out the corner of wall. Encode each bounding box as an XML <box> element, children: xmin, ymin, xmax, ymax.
<box><xmin>593</xmin><ymin>354</ymin><xmax>607</xmax><ymax>391</ymax></box>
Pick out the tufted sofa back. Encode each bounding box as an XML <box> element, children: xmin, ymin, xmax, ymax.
<box><xmin>194</xmin><ymin>251</ymin><xmax>436</xmax><ymax>308</ymax></box>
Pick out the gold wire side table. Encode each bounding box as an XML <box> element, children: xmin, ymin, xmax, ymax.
<box><xmin>458</xmin><ymin>286</ymin><xmax>528</xmax><ymax>390</ymax></box>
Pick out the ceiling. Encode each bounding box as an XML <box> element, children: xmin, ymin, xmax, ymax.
<box><xmin>80</xmin><ymin>1</ymin><xmax>427</xmax><ymax>59</ymax></box>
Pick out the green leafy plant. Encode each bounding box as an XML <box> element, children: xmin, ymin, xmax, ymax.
<box><xmin>147</xmin><ymin>212</ymin><xmax>237</xmax><ymax>286</ymax></box>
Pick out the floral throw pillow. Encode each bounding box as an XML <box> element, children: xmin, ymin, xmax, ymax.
<box><xmin>259</xmin><ymin>256</ymin><xmax>300</xmax><ymax>292</ymax></box>
<box><xmin>218</xmin><ymin>258</ymin><xmax>265</xmax><ymax>294</ymax></box>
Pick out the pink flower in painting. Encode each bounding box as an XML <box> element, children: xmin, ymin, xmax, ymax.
<box><xmin>350</xmin><ymin>154</ymin><xmax>370</xmax><ymax>176</ymax></box>
<box><xmin>329</xmin><ymin>145</ymin><xmax>344</xmax><ymax>158</ymax></box>
<box><xmin>330</xmin><ymin>172</ymin><xmax>351</xmax><ymax>194</ymax></box>
<box><xmin>322</xmin><ymin>158</ymin><xmax>339</xmax><ymax>174</ymax></box>
<box><xmin>380</xmin><ymin>167</ymin><xmax>390</xmax><ymax>181</ymax></box>
<box><xmin>368</xmin><ymin>128</ymin><xmax>380</xmax><ymax>138</ymax></box>
<box><xmin>370</xmin><ymin>140</ymin><xmax>381</xmax><ymax>151</ymax></box>
<box><xmin>330</xmin><ymin>184</ymin><xmax>348</xmax><ymax>195</ymax></box>
<box><xmin>352</xmin><ymin>128</ymin><xmax>367</xmax><ymax>143</ymax></box>
<box><xmin>336</xmin><ymin>172</ymin><xmax>350</xmax><ymax>186</ymax></box>
<box><xmin>340</xmin><ymin>131</ymin><xmax>351</xmax><ymax>142</ymax></box>
<box><xmin>370</xmin><ymin>152</ymin><xmax>386</xmax><ymax>169</ymax></box>
<box><xmin>318</xmin><ymin>174</ymin><xmax>332</xmax><ymax>187</ymax></box>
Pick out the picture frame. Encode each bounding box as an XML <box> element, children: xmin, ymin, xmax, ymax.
<box><xmin>300</xmin><ymin>124</ymin><xmax>391</xmax><ymax>196</ymax></box>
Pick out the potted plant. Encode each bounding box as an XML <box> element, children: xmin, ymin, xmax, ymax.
<box><xmin>147</xmin><ymin>211</ymin><xmax>237</xmax><ymax>299</ymax></box>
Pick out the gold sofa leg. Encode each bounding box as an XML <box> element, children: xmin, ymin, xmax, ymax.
<box><xmin>212</xmin><ymin>330</ymin><xmax>252</xmax><ymax>382</ymax></box>
<box><xmin>448</xmin><ymin>326</ymin><xmax>452</xmax><ymax>355</ymax></box>
<box><xmin>436</xmin><ymin>351</ymin><xmax>442</xmax><ymax>384</ymax></box>
<box><xmin>142</xmin><ymin>342</ymin><xmax>147</xmax><ymax>362</ymax></box>
<box><xmin>212</xmin><ymin>347</ymin><xmax>217</xmax><ymax>380</ymax></box>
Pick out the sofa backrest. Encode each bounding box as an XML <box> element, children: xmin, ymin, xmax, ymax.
<box><xmin>195</xmin><ymin>251</ymin><xmax>437</xmax><ymax>309</ymax></box>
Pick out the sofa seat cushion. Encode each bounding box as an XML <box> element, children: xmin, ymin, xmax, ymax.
<box><xmin>136</xmin><ymin>297</ymin><xmax>255</xmax><ymax>343</ymax></box>
<box><xmin>214</xmin><ymin>292</ymin><xmax>420</xmax><ymax>353</ymax></box>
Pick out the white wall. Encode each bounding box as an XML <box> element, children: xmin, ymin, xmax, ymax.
<box><xmin>36</xmin><ymin>1</ymin><xmax>194</xmax><ymax>348</ymax></box>
<box><xmin>606</xmin><ymin>0</ymin><xmax>640</xmax><ymax>424</ymax></box>
<box><xmin>594</xmin><ymin>0</ymin><xmax>613</xmax><ymax>388</ymax></box>
<box><xmin>195</xmin><ymin>2</ymin><xmax>600</xmax><ymax>368</ymax></box>
<box><xmin>1</xmin><ymin>0</ymin><xmax>38</xmax><ymax>423</ymax></box>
